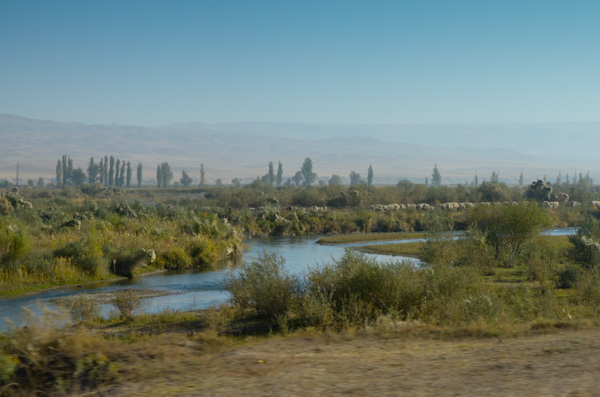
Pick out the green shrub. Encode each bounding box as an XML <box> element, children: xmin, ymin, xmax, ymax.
<box><xmin>156</xmin><ymin>246</ymin><xmax>192</xmax><ymax>270</ymax></box>
<box><xmin>575</xmin><ymin>271</ymin><xmax>600</xmax><ymax>313</ymax></box>
<box><xmin>306</xmin><ymin>251</ymin><xmax>424</xmax><ymax>325</ymax></box>
<box><xmin>557</xmin><ymin>265</ymin><xmax>578</xmax><ymax>289</ymax></box>
<box><xmin>53</xmin><ymin>237</ymin><xmax>108</xmax><ymax>278</ymax></box>
<box><xmin>224</xmin><ymin>251</ymin><xmax>300</xmax><ymax>322</ymax></box>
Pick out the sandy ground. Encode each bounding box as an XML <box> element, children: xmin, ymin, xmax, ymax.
<box><xmin>106</xmin><ymin>327</ymin><xmax>600</xmax><ymax>396</ymax></box>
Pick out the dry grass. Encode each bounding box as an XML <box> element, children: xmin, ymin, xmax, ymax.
<box><xmin>104</xmin><ymin>323</ymin><xmax>600</xmax><ymax>396</ymax></box>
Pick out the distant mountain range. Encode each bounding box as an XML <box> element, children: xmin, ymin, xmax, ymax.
<box><xmin>1</xmin><ymin>114</ymin><xmax>599</xmax><ymax>185</ymax></box>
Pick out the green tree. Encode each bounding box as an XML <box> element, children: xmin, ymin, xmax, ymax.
<box><xmin>349</xmin><ymin>171</ymin><xmax>362</xmax><ymax>186</ymax></box>
<box><xmin>137</xmin><ymin>162</ymin><xmax>143</xmax><ymax>187</ymax></box>
<box><xmin>431</xmin><ymin>164</ymin><xmax>442</xmax><ymax>187</ymax></box>
<box><xmin>329</xmin><ymin>174</ymin><xmax>343</xmax><ymax>186</ymax></box>
<box><xmin>126</xmin><ymin>161</ymin><xmax>132</xmax><ymax>187</ymax></box>
<box><xmin>490</xmin><ymin>170</ymin><xmax>499</xmax><ymax>183</ymax></box>
<box><xmin>300</xmin><ymin>158</ymin><xmax>316</xmax><ymax>187</ymax></box>
<box><xmin>119</xmin><ymin>161</ymin><xmax>126</xmax><ymax>187</ymax></box>
<box><xmin>469</xmin><ymin>202</ymin><xmax>550</xmax><ymax>267</ymax></box>
<box><xmin>67</xmin><ymin>157</ymin><xmax>73</xmax><ymax>185</ymax></box>
<box><xmin>231</xmin><ymin>178</ymin><xmax>241</xmax><ymax>187</ymax></box>
<box><xmin>98</xmin><ymin>157</ymin><xmax>104</xmax><ymax>185</ymax></box>
<box><xmin>268</xmin><ymin>162</ymin><xmax>275</xmax><ymax>185</ymax></box>
<box><xmin>87</xmin><ymin>157</ymin><xmax>100</xmax><ymax>183</ymax></box>
<box><xmin>160</xmin><ymin>162</ymin><xmax>173</xmax><ymax>187</ymax></box>
<box><xmin>109</xmin><ymin>156</ymin><xmax>115</xmax><ymax>186</ymax></box>
<box><xmin>72</xmin><ymin>167</ymin><xmax>87</xmax><ymax>186</ymax></box>
<box><xmin>37</xmin><ymin>177</ymin><xmax>44</xmax><ymax>188</ymax></box>
<box><xmin>292</xmin><ymin>171</ymin><xmax>303</xmax><ymax>186</ymax></box>
<box><xmin>276</xmin><ymin>161</ymin><xmax>283</xmax><ymax>187</ymax></box>
<box><xmin>103</xmin><ymin>155</ymin><xmax>109</xmax><ymax>186</ymax></box>
<box><xmin>156</xmin><ymin>165</ymin><xmax>162</xmax><ymax>188</ymax></box>
<box><xmin>62</xmin><ymin>155</ymin><xmax>67</xmax><ymax>186</ymax></box>
<box><xmin>519</xmin><ymin>171</ymin><xmax>523</xmax><ymax>186</ymax></box>
<box><xmin>180</xmin><ymin>170</ymin><xmax>193</xmax><ymax>187</ymax></box>
<box><xmin>200</xmin><ymin>164</ymin><xmax>205</xmax><ymax>186</ymax></box>
<box><xmin>367</xmin><ymin>165</ymin><xmax>374</xmax><ymax>187</ymax></box>
<box><xmin>115</xmin><ymin>159</ymin><xmax>121</xmax><ymax>187</ymax></box>
<box><xmin>55</xmin><ymin>160</ymin><xmax>62</xmax><ymax>186</ymax></box>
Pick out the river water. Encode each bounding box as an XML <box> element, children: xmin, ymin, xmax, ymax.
<box><xmin>0</xmin><ymin>228</ymin><xmax>576</xmax><ymax>331</ymax></box>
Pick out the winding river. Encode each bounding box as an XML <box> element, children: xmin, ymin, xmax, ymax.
<box><xmin>0</xmin><ymin>228</ymin><xmax>576</xmax><ymax>331</ymax></box>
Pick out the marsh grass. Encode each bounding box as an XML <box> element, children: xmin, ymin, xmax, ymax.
<box><xmin>356</xmin><ymin>241</ymin><xmax>423</xmax><ymax>257</ymax></box>
<box><xmin>317</xmin><ymin>232</ymin><xmax>426</xmax><ymax>245</ymax></box>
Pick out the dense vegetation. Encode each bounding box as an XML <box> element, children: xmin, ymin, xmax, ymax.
<box><xmin>0</xmin><ymin>186</ymin><xmax>242</xmax><ymax>296</ymax></box>
<box><xmin>4</xmin><ymin>178</ymin><xmax>600</xmax><ymax>394</ymax></box>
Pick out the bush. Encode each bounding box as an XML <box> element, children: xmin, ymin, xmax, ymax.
<box><xmin>53</xmin><ymin>237</ymin><xmax>108</xmax><ymax>278</ymax></box>
<box><xmin>224</xmin><ymin>251</ymin><xmax>300</xmax><ymax>322</ymax></box>
<box><xmin>111</xmin><ymin>289</ymin><xmax>142</xmax><ymax>321</ymax></box>
<box><xmin>306</xmin><ymin>251</ymin><xmax>424</xmax><ymax>326</ymax></box>
<box><xmin>69</xmin><ymin>294</ymin><xmax>100</xmax><ymax>324</ymax></box>
<box><xmin>557</xmin><ymin>266</ymin><xmax>578</xmax><ymax>289</ymax></box>
<box><xmin>156</xmin><ymin>246</ymin><xmax>192</xmax><ymax>270</ymax></box>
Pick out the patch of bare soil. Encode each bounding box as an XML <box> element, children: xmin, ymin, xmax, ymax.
<box><xmin>52</xmin><ymin>288</ymin><xmax>180</xmax><ymax>305</ymax></box>
<box><xmin>105</xmin><ymin>327</ymin><xmax>600</xmax><ymax>396</ymax></box>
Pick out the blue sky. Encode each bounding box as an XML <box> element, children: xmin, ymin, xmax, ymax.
<box><xmin>1</xmin><ymin>0</ymin><xmax>599</xmax><ymax>126</ymax></box>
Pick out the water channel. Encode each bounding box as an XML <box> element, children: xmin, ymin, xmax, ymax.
<box><xmin>0</xmin><ymin>228</ymin><xmax>577</xmax><ymax>331</ymax></box>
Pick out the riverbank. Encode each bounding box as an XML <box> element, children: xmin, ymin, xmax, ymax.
<box><xmin>0</xmin><ymin>267</ymin><xmax>168</xmax><ymax>299</ymax></box>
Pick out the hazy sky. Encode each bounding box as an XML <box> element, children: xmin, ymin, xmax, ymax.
<box><xmin>1</xmin><ymin>0</ymin><xmax>599</xmax><ymax>126</ymax></box>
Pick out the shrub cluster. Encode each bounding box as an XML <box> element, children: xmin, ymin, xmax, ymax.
<box><xmin>225</xmin><ymin>250</ymin><xmax>497</xmax><ymax>330</ymax></box>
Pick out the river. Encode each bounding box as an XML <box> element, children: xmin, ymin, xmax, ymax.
<box><xmin>0</xmin><ymin>228</ymin><xmax>576</xmax><ymax>331</ymax></box>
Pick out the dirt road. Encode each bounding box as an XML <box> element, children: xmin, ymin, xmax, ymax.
<box><xmin>109</xmin><ymin>327</ymin><xmax>600</xmax><ymax>396</ymax></box>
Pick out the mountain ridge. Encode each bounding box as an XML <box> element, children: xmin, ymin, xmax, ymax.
<box><xmin>0</xmin><ymin>114</ymin><xmax>595</xmax><ymax>185</ymax></box>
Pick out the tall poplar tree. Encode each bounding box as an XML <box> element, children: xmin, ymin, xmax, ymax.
<box><xmin>67</xmin><ymin>157</ymin><xmax>73</xmax><ymax>185</ymax></box>
<box><xmin>367</xmin><ymin>165</ymin><xmax>374</xmax><ymax>187</ymax></box>
<box><xmin>98</xmin><ymin>158</ymin><xmax>104</xmax><ymax>185</ymax></box>
<box><xmin>88</xmin><ymin>157</ymin><xmax>100</xmax><ymax>183</ymax></box>
<box><xmin>119</xmin><ymin>161</ymin><xmax>126</xmax><ymax>187</ymax></box>
<box><xmin>137</xmin><ymin>162</ymin><xmax>143</xmax><ymax>187</ymax></box>
<box><xmin>431</xmin><ymin>164</ymin><xmax>442</xmax><ymax>187</ymax></box>
<box><xmin>300</xmin><ymin>158</ymin><xmax>316</xmax><ymax>187</ymax></box>
<box><xmin>161</xmin><ymin>162</ymin><xmax>173</xmax><ymax>187</ymax></box>
<box><xmin>276</xmin><ymin>161</ymin><xmax>283</xmax><ymax>187</ymax></box>
<box><xmin>156</xmin><ymin>165</ymin><xmax>162</xmax><ymax>188</ymax></box>
<box><xmin>268</xmin><ymin>162</ymin><xmax>275</xmax><ymax>185</ymax></box>
<box><xmin>109</xmin><ymin>156</ymin><xmax>115</xmax><ymax>186</ymax></box>
<box><xmin>56</xmin><ymin>160</ymin><xmax>62</xmax><ymax>186</ymax></box>
<box><xmin>115</xmin><ymin>159</ymin><xmax>121</xmax><ymax>187</ymax></box>
<box><xmin>200</xmin><ymin>164</ymin><xmax>205</xmax><ymax>186</ymax></box>
<box><xmin>103</xmin><ymin>155</ymin><xmax>109</xmax><ymax>186</ymax></box>
<box><xmin>126</xmin><ymin>161</ymin><xmax>132</xmax><ymax>187</ymax></box>
<box><xmin>62</xmin><ymin>155</ymin><xmax>68</xmax><ymax>186</ymax></box>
